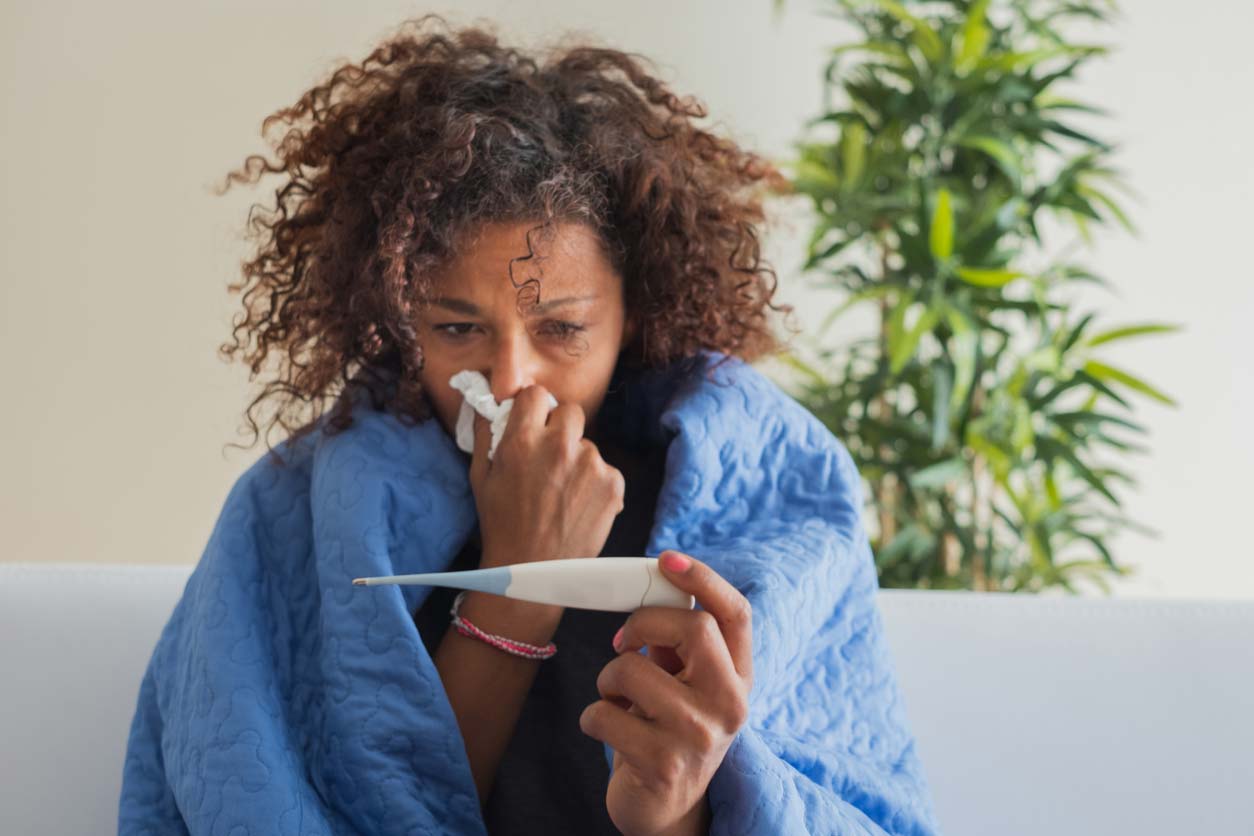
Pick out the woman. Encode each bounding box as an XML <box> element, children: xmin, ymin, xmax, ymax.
<box><xmin>120</xmin><ymin>14</ymin><xmax>940</xmax><ymax>836</ymax></box>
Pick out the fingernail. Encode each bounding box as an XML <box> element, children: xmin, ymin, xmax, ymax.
<box><xmin>612</xmin><ymin>626</ymin><xmax>624</xmax><ymax>650</ymax></box>
<box><xmin>662</xmin><ymin>552</ymin><xmax>691</xmax><ymax>572</ymax></box>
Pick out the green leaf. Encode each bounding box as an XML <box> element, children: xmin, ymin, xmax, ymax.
<box><xmin>956</xmin><ymin>135</ymin><xmax>1023</xmax><ymax>186</ymax></box>
<box><xmin>829</xmin><ymin>40</ymin><xmax>912</xmax><ymax>67</ymax></box>
<box><xmin>804</xmin><ymin>232</ymin><xmax>855</xmax><ymax>271</ymax></box>
<box><xmin>885</xmin><ymin>294</ymin><xmax>911</xmax><ymax>366</ymax></box>
<box><xmin>930</xmin><ymin>189</ymin><xmax>954</xmax><ymax>262</ymax></box>
<box><xmin>1035</xmin><ymin>94</ymin><xmax>1109</xmax><ymax>117</ymax></box>
<box><xmin>909</xmin><ymin>456</ymin><xmax>967</xmax><ymax>490</ymax></box>
<box><xmin>793</xmin><ymin>156</ymin><xmax>842</xmax><ymax>197</ymax></box>
<box><xmin>1079</xmin><ymin>183</ymin><xmax>1137</xmax><ymax>234</ymax></box>
<box><xmin>1085</xmin><ymin>322</ymin><xmax>1181</xmax><ymax>348</ymax></box>
<box><xmin>1025</xmin><ymin>345</ymin><xmax>1061</xmax><ymax>374</ymax></box>
<box><xmin>1055</xmin><ymin>559</ymin><xmax>1115</xmax><ymax>594</ymax></box>
<box><xmin>1083</xmin><ymin>360</ymin><xmax>1178</xmax><ymax>406</ymax></box>
<box><xmin>977</xmin><ymin>47</ymin><xmax>1070</xmax><ymax>74</ymax></box>
<box><xmin>1070</xmin><ymin>209</ymin><xmax>1093</xmax><ymax>244</ymax></box>
<box><xmin>1044</xmin><ymin>470</ymin><xmax>1062</xmax><ymax>510</ymax></box>
<box><xmin>1061</xmin><ymin>311</ymin><xmax>1097</xmax><ymax>353</ymax></box>
<box><xmin>1011</xmin><ymin>398</ymin><xmax>1034</xmax><ymax>454</ymax></box>
<box><xmin>866</xmin><ymin>0</ymin><xmax>944</xmax><ymax>62</ymax></box>
<box><xmin>1075</xmin><ymin>531</ymin><xmax>1118</xmax><ymax>570</ymax></box>
<box><xmin>955</xmin><ymin>0</ymin><xmax>991</xmax><ymax>72</ymax></box>
<box><xmin>945</xmin><ymin>312</ymin><xmax>978</xmax><ymax>414</ymax></box>
<box><xmin>1052</xmin><ymin>410</ymin><xmax>1147</xmax><ymax>435</ymax></box>
<box><xmin>1072</xmin><ymin>369</ymin><xmax>1131</xmax><ymax>409</ymax></box>
<box><xmin>1036</xmin><ymin>436</ymin><xmax>1121</xmax><ymax>506</ymax></box>
<box><xmin>890</xmin><ymin>304</ymin><xmax>940</xmax><ymax>374</ymax></box>
<box><xmin>840</xmin><ymin>121</ymin><xmax>868</xmax><ymax>188</ymax></box>
<box><xmin>1042</xmin><ymin>118</ymin><xmax>1112</xmax><ymax>150</ymax></box>
<box><xmin>818</xmin><ymin>285</ymin><xmax>894</xmax><ymax>335</ymax></box>
<box><xmin>776</xmin><ymin>351</ymin><xmax>828</xmax><ymax>388</ymax></box>
<box><xmin>954</xmin><ymin>266</ymin><xmax>1023</xmax><ymax>288</ymax></box>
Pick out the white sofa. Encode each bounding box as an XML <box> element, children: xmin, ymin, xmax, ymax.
<box><xmin>2</xmin><ymin>562</ymin><xmax>1250</xmax><ymax>835</ymax></box>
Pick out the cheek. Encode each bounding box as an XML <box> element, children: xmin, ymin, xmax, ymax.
<box><xmin>415</xmin><ymin>357</ymin><xmax>460</xmax><ymax>430</ymax></box>
<box><xmin>560</xmin><ymin>361</ymin><xmax>620</xmax><ymax>425</ymax></box>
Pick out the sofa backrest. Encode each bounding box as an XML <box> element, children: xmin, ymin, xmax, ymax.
<box><xmin>1</xmin><ymin>562</ymin><xmax>1250</xmax><ymax>835</ymax></box>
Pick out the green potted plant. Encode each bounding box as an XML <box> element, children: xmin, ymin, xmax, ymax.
<box><xmin>775</xmin><ymin>0</ymin><xmax>1178</xmax><ymax>593</ymax></box>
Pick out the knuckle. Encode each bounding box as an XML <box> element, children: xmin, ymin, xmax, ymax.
<box><xmin>726</xmin><ymin>694</ymin><xmax>750</xmax><ymax>733</ymax></box>
<box><xmin>556</xmin><ymin>401</ymin><xmax>584</xmax><ymax>421</ymax></box>
<box><xmin>623</xmin><ymin>649</ymin><xmax>653</xmax><ymax>675</ymax></box>
<box><xmin>579</xmin><ymin>701</ymin><xmax>600</xmax><ymax>733</ymax></box>
<box><xmin>605</xmin><ymin>466</ymin><xmax>626</xmax><ymax>498</ymax></box>
<box><xmin>689</xmin><ymin>718</ymin><xmax>717</xmax><ymax>753</ymax></box>
<box><xmin>731</xmin><ymin>595</ymin><xmax>753</xmax><ymax>628</ymax></box>
<box><xmin>695</xmin><ymin>610</ymin><xmax>720</xmax><ymax>642</ymax></box>
<box><xmin>594</xmin><ymin>660</ymin><xmax>617</xmax><ymax>696</ymax></box>
<box><xmin>548</xmin><ymin>401</ymin><xmax>576</xmax><ymax>422</ymax></box>
<box><xmin>509</xmin><ymin>388</ymin><xmax>536</xmax><ymax>412</ymax></box>
<box><xmin>577</xmin><ymin>439</ymin><xmax>601</xmax><ymax>465</ymax></box>
<box><xmin>656</xmin><ymin>751</ymin><xmax>684</xmax><ymax>786</ymax></box>
<box><xmin>593</xmin><ymin>663</ymin><xmax>606</xmax><ymax>690</ymax></box>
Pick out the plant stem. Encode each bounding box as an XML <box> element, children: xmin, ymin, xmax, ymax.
<box><xmin>943</xmin><ymin>531</ymin><xmax>960</xmax><ymax>579</ymax></box>
<box><xmin>970</xmin><ymin>385</ymin><xmax>990</xmax><ymax>592</ymax></box>
<box><xmin>971</xmin><ymin>449</ymin><xmax>988</xmax><ymax>592</ymax></box>
<box><xmin>875</xmin><ymin>235</ymin><xmax>896</xmax><ymax>548</ymax></box>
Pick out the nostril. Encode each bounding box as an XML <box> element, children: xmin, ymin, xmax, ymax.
<box><xmin>493</xmin><ymin>383</ymin><xmax>532</xmax><ymax>403</ymax></box>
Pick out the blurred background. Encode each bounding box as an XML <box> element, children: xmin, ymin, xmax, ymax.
<box><xmin>2</xmin><ymin>0</ymin><xmax>1250</xmax><ymax>599</ymax></box>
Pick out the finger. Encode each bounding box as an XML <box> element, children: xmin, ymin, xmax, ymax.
<box><xmin>468</xmin><ymin>410</ymin><xmax>492</xmax><ymax>486</ymax></box>
<box><xmin>654</xmin><ymin>551</ymin><xmax>754</xmax><ymax>681</ymax></box>
<box><xmin>579</xmin><ymin>698</ymin><xmax>663</xmax><ymax>768</ymax></box>
<box><xmin>595</xmin><ymin>652</ymin><xmax>689</xmax><ymax>725</ymax></box>
<box><xmin>495</xmin><ymin>385</ymin><xmax>551</xmax><ymax>450</ymax></box>
<box><xmin>546</xmin><ymin>402</ymin><xmax>586</xmax><ymax>447</ymax></box>
<box><xmin>616</xmin><ymin>606</ymin><xmax>738</xmax><ymax>692</ymax></box>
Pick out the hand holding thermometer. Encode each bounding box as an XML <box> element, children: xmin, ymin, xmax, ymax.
<box><xmin>353</xmin><ymin>557</ymin><xmax>695</xmax><ymax>612</ymax></box>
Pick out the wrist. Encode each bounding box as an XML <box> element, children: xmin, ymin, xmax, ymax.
<box><xmin>650</xmin><ymin>792</ymin><xmax>711</xmax><ymax>836</ymax></box>
<box><xmin>457</xmin><ymin>590</ymin><xmax>563</xmax><ymax>646</ymax></box>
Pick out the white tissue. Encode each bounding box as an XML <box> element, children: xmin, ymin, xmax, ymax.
<box><xmin>449</xmin><ymin>370</ymin><xmax>558</xmax><ymax>460</ymax></box>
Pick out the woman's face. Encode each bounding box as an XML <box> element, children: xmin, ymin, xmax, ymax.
<box><xmin>415</xmin><ymin>220</ymin><xmax>637</xmax><ymax>444</ymax></box>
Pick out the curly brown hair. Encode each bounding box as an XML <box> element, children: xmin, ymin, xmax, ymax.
<box><xmin>216</xmin><ymin>14</ymin><xmax>797</xmax><ymax>455</ymax></box>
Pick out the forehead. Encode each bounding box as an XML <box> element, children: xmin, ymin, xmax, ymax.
<box><xmin>434</xmin><ymin>220</ymin><xmax>619</xmax><ymax>297</ymax></box>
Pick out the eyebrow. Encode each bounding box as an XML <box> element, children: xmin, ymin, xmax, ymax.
<box><xmin>430</xmin><ymin>294</ymin><xmax>600</xmax><ymax>316</ymax></box>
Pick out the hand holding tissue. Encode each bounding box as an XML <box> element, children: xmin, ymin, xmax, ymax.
<box><xmin>449</xmin><ymin>369</ymin><xmax>558</xmax><ymax>459</ymax></box>
<box><xmin>449</xmin><ymin>369</ymin><xmax>624</xmax><ymax>568</ymax></box>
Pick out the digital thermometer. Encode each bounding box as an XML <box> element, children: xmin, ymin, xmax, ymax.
<box><xmin>353</xmin><ymin>557</ymin><xmax>695</xmax><ymax>612</ymax></box>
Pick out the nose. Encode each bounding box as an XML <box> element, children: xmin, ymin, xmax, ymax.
<box><xmin>486</xmin><ymin>330</ymin><xmax>539</xmax><ymax>405</ymax></box>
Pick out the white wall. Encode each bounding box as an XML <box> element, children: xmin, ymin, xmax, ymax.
<box><xmin>2</xmin><ymin>0</ymin><xmax>1249</xmax><ymax>598</ymax></box>
<box><xmin>1049</xmin><ymin>5</ymin><xmax>1254</xmax><ymax>598</ymax></box>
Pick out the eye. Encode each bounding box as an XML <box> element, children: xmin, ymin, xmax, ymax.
<box><xmin>544</xmin><ymin>321</ymin><xmax>587</xmax><ymax>339</ymax></box>
<box><xmin>433</xmin><ymin>323</ymin><xmax>478</xmax><ymax>338</ymax></box>
<box><xmin>431</xmin><ymin>321</ymin><xmax>587</xmax><ymax>341</ymax></box>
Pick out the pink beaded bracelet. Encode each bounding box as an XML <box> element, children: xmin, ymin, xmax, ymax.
<box><xmin>449</xmin><ymin>590</ymin><xmax>557</xmax><ymax>660</ymax></box>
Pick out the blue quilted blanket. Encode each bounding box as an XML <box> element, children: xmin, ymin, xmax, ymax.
<box><xmin>119</xmin><ymin>350</ymin><xmax>941</xmax><ymax>835</ymax></box>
